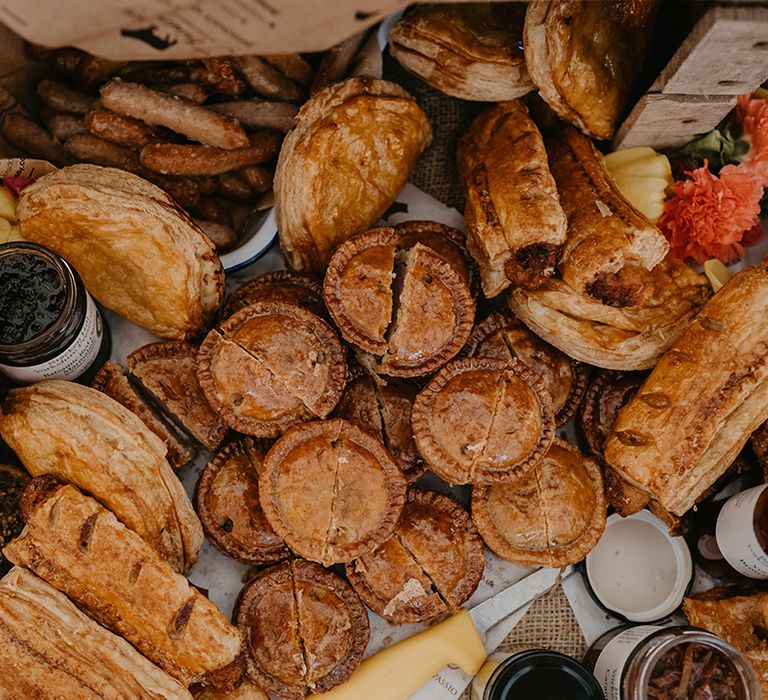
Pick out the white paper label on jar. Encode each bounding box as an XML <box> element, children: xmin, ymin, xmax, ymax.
<box><xmin>593</xmin><ymin>626</ymin><xmax>662</xmax><ymax>700</ymax></box>
<box><xmin>0</xmin><ymin>293</ymin><xmax>103</xmax><ymax>383</ymax></box>
<box><xmin>716</xmin><ymin>484</ymin><xmax>768</xmax><ymax>579</ymax></box>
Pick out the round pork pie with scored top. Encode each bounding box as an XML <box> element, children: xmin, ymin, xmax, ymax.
<box><xmin>195</xmin><ymin>438</ymin><xmax>290</xmax><ymax>565</ymax></box>
<box><xmin>472</xmin><ymin>438</ymin><xmax>606</xmax><ymax>567</ymax></box>
<box><xmin>259</xmin><ymin>418</ymin><xmax>407</xmax><ymax>566</ymax></box>
<box><xmin>220</xmin><ymin>270</ymin><xmax>325</xmax><ymax>321</ymax></box>
<box><xmin>345</xmin><ymin>488</ymin><xmax>484</xmax><ymax>623</ymax></box>
<box><xmin>323</xmin><ymin>226</ymin><xmax>475</xmax><ymax>377</ymax></box>
<box><xmin>196</xmin><ymin>301</ymin><xmax>346</xmax><ymax>438</ymax></box>
<box><xmin>465</xmin><ymin>310</ymin><xmax>589</xmax><ymax>426</ymax></box>
<box><xmin>411</xmin><ymin>357</ymin><xmax>554</xmax><ymax>485</ymax></box>
<box><xmin>234</xmin><ymin>559</ymin><xmax>369</xmax><ymax>699</ymax></box>
<box><xmin>333</xmin><ymin>367</ymin><xmax>424</xmax><ymax>482</ymax></box>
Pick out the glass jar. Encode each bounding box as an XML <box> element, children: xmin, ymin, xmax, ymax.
<box><xmin>0</xmin><ymin>242</ymin><xmax>110</xmax><ymax>384</ymax></box>
<box><xmin>475</xmin><ymin>649</ymin><xmax>604</xmax><ymax>700</ymax></box>
<box><xmin>583</xmin><ymin>624</ymin><xmax>760</xmax><ymax>700</ymax></box>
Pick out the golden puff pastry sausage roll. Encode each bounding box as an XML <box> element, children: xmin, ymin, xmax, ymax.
<box><xmin>0</xmin><ymin>380</ymin><xmax>203</xmax><ymax>573</ymax></box>
<box><xmin>604</xmin><ymin>266</ymin><xmax>768</xmax><ymax>517</ymax></box>
<box><xmin>389</xmin><ymin>3</ymin><xmax>533</xmax><ymax>102</ymax></box>
<box><xmin>275</xmin><ymin>77</ymin><xmax>431</xmax><ymax>275</ymax></box>
<box><xmin>547</xmin><ymin>127</ymin><xmax>670</xmax><ymax>307</ymax></box>
<box><xmin>458</xmin><ymin>100</ymin><xmax>567</xmax><ymax>297</ymax></box>
<box><xmin>524</xmin><ymin>0</ymin><xmax>659</xmax><ymax>140</ymax></box>
<box><xmin>17</xmin><ymin>164</ymin><xmax>224</xmax><ymax>340</ymax></box>
<box><xmin>4</xmin><ymin>478</ymin><xmax>244</xmax><ymax>690</ymax></box>
<box><xmin>508</xmin><ymin>257</ymin><xmax>710</xmax><ymax>371</ymax></box>
<box><xmin>0</xmin><ymin>567</ymin><xmax>192</xmax><ymax>699</ymax></box>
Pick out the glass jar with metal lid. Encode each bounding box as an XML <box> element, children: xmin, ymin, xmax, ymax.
<box><xmin>583</xmin><ymin>624</ymin><xmax>760</xmax><ymax>700</ymax></box>
<box><xmin>0</xmin><ymin>241</ymin><xmax>110</xmax><ymax>384</ymax></box>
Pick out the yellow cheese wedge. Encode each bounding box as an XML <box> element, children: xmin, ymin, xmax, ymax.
<box><xmin>603</xmin><ymin>146</ymin><xmax>656</xmax><ymax>170</ymax></box>
<box><xmin>604</xmin><ymin>147</ymin><xmax>672</xmax><ymax>224</ymax></box>
<box><xmin>311</xmin><ymin>610</ymin><xmax>487</xmax><ymax>700</ymax></box>
<box><xmin>611</xmin><ymin>174</ymin><xmax>670</xmax><ymax>222</ymax></box>
<box><xmin>704</xmin><ymin>259</ymin><xmax>733</xmax><ymax>293</ymax></box>
<box><xmin>0</xmin><ymin>186</ymin><xmax>17</xmax><ymax>223</ymax></box>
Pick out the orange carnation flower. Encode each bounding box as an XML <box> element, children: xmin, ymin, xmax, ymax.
<box><xmin>736</xmin><ymin>94</ymin><xmax>768</xmax><ymax>187</ymax></box>
<box><xmin>659</xmin><ymin>161</ymin><xmax>763</xmax><ymax>264</ymax></box>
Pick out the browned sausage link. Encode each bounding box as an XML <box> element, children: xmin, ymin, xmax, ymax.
<box><xmin>216</xmin><ymin>171</ymin><xmax>256</xmax><ymax>203</ymax></box>
<box><xmin>47</xmin><ymin>114</ymin><xmax>87</xmax><ymax>142</ymax></box>
<box><xmin>51</xmin><ymin>48</ymin><xmax>87</xmax><ymax>77</ymax></box>
<box><xmin>1</xmin><ymin>114</ymin><xmax>74</xmax><ymax>166</ymax></box>
<box><xmin>100</xmin><ymin>79</ymin><xmax>248</xmax><ymax>149</ymax></box>
<box><xmin>193</xmin><ymin>195</ymin><xmax>231</xmax><ymax>224</ymax></box>
<box><xmin>37</xmin><ymin>79</ymin><xmax>96</xmax><ymax>115</ymax></box>
<box><xmin>261</xmin><ymin>54</ymin><xmax>314</xmax><ymax>88</ymax></box>
<box><xmin>156</xmin><ymin>82</ymin><xmax>209</xmax><ymax>104</ymax></box>
<box><xmin>117</xmin><ymin>62</ymin><xmax>193</xmax><ymax>84</ymax></box>
<box><xmin>233</xmin><ymin>56</ymin><xmax>305</xmax><ymax>102</ymax></box>
<box><xmin>198</xmin><ymin>58</ymin><xmax>246</xmax><ymax>96</ymax></box>
<box><xmin>85</xmin><ymin>109</ymin><xmax>170</xmax><ymax>149</ymax></box>
<box><xmin>240</xmin><ymin>165</ymin><xmax>273</xmax><ymax>194</ymax></box>
<box><xmin>208</xmin><ymin>100</ymin><xmax>297</xmax><ymax>132</ymax></box>
<box><xmin>64</xmin><ymin>133</ymin><xmax>200</xmax><ymax>207</ymax></box>
<box><xmin>140</xmin><ymin>130</ymin><xmax>282</xmax><ymax>176</ymax></box>
<box><xmin>310</xmin><ymin>31</ymin><xmax>368</xmax><ymax>95</ymax></box>
<box><xmin>193</xmin><ymin>218</ymin><xmax>238</xmax><ymax>251</ymax></box>
<box><xmin>75</xmin><ymin>55</ymin><xmax>123</xmax><ymax>92</ymax></box>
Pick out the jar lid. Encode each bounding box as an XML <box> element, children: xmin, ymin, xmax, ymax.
<box><xmin>485</xmin><ymin>650</ymin><xmax>604</xmax><ymax>700</ymax></box>
<box><xmin>584</xmin><ymin>510</ymin><xmax>693</xmax><ymax>623</ymax></box>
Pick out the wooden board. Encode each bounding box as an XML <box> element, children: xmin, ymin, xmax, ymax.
<box><xmin>656</xmin><ymin>5</ymin><xmax>768</xmax><ymax>95</ymax></box>
<box><xmin>613</xmin><ymin>93</ymin><xmax>735</xmax><ymax>150</ymax></box>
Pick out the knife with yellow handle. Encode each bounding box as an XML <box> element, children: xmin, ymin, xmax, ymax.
<box><xmin>312</xmin><ymin>566</ymin><xmax>574</xmax><ymax>700</ymax></box>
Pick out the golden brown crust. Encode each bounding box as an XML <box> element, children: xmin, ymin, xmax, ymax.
<box><xmin>472</xmin><ymin>438</ymin><xmax>605</xmax><ymax>566</ymax></box>
<box><xmin>508</xmin><ymin>257</ymin><xmax>711</xmax><ymax>370</ymax></box>
<box><xmin>197</xmin><ymin>302</ymin><xmax>346</xmax><ymax>438</ymax></box>
<box><xmin>412</xmin><ymin>357</ymin><xmax>554</xmax><ymax>485</ymax></box>
<box><xmin>92</xmin><ymin>361</ymin><xmax>196</xmax><ymax>470</ymax></box>
<box><xmin>275</xmin><ymin>78</ymin><xmax>431</xmax><ymax>275</ymax></box>
<box><xmin>382</xmin><ymin>244</ymin><xmax>475</xmax><ymax>377</ymax></box>
<box><xmin>235</xmin><ymin>560</ymin><xmax>369</xmax><ymax>697</ymax></box>
<box><xmin>546</xmin><ymin>127</ymin><xmax>669</xmax><ymax>306</ymax></box>
<box><xmin>523</xmin><ymin>0</ymin><xmax>658</xmax><ymax>140</ymax></box>
<box><xmin>127</xmin><ymin>342</ymin><xmax>229</xmax><ymax>451</ymax></box>
<box><xmin>259</xmin><ymin>418</ymin><xmax>407</xmax><ymax>565</ymax></box>
<box><xmin>684</xmin><ymin>586</ymin><xmax>768</xmax><ymax>695</ymax></box>
<box><xmin>17</xmin><ymin>164</ymin><xmax>224</xmax><ymax>340</ymax></box>
<box><xmin>389</xmin><ymin>2</ymin><xmax>533</xmax><ymax>102</ymax></box>
<box><xmin>195</xmin><ymin>439</ymin><xmax>290</xmax><ymax>565</ymax></box>
<box><xmin>467</xmin><ymin>311</ymin><xmax>588</xmax><ymax>426</ymax></box>
<box><xmin>0</xmin><ymin>381</ymin><xmax>202</xmax><ymax>573</ymax></box>
<box><xmin>4</xmin><ymin>482</ymin><xmax>243</xmax><ymax>689</ymax></box>
<box><xmin>605</xmin><ymin>266</ymin><xmax>768</xmax><ymax>517</ymax></box>
<box><xmin>222</xmin><ymin>270</ymin><xmax>325</xmax><ymax>321</ymax></box>
<box><xmin>323</xmin><ymin>228</ymin><xmax>398</xmax><ymax>355</ymax></box>
<box><xmin>0</xmin><ymin>567</ymin><xmax>192</xmax><ymax>699</ymax></box>
<box><xmin>458</xmin><ymin>100</ymin><xmax>567</xmax><ymax>297</ymax></box>
<box><xmin>346</xmin><ymin>489</ymin><xmax>483</xmax><ymax>623</ymax></box>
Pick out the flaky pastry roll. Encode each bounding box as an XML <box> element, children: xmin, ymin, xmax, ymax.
<box><xmin>0</xmin><ymin>380</ymin><xmax>202</xmax><ymax>573</ymax></box>
<box><xmin>604</xmin><ymin>266</ymin><xmax>768</xmax><ymax>516</ymax></box>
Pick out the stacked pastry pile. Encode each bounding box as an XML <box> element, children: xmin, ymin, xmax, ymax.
<box><xmin>0</xmin><ymin>1</ymin><xmax>768</xmax><ymax>697</ymax></box>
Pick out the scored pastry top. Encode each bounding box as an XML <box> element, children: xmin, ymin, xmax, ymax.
<box><xmin>346</xmin><ymin>489</ymin><xmax>484</xmax><ymax>624</ymax></box>
<box><xmin>196</xmin><ymin>301</ymin><xmax>346</xmax><ymax>438</ymax></box>
<box><xmin>466</xmin><ymin>310</ymin><xmax>588</xmax><ymax>426</ymax></box>
<box><xmin>412</xmin><ymin>357</ymin><xmax>555</xmax><ymax>485</ymax></box>
<box><xmin>258</xmin><ymin>418</ymin><xmax>407</xmax><ymax>566</ymax></box>
<box><xmin>221</xmin><ymin>270</ymin><xmax>325</xmax><ymax>321</ymax></box>
<box><xmin>472</xmin><ymin>438</ymin><xmax>606</xmax><ymax>567</ymax></box>
<box><xmin>235</xmin><ymin>559</ymin><xmax>369</xmax><ymax>699</ymax></box>
<box><xmin>324</xmin><ymin>225</ymin><xmax>475</xmax><ymax>378</ymax></box>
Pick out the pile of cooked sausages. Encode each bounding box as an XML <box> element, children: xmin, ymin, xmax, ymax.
<box><xmin>0</xmin><ymin>35</ymin><xmax>370</xmax><ymax>250</ymax></box>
